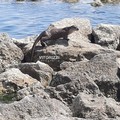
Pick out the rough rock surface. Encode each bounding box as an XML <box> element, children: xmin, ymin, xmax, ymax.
<box><xmin>101</xmin><ymin>0</ymin><xmax>120</xmax><ymax>3</ymax></box>
<box><xmin>0</xmin><ymin>33</ymin><xmax>24</xmax><ymax>73</ymax></box>
<box><xmin>92</xmin><ymin>24</ymin><xmax>120</xmax><ymax>50</ymax></box>
<box><xmin>0</xmin><ymin>95</ymin><xmax>71</xmax><ymax>120</ymax></box>
<box><xmin>12</xmin><ymin>35</ymin><xmax>37</xmax><ymax>54</ymax></box>
<box><xmin>16</xmin><ymin>82</ymin><xmax>45</xmax><ymax>100</ymax></box>
<box><xmin>72</xmin><ymin>92</ymin><xmax>120</xmax><ymax>119</ymax></box>
<box><xmin>8</xmin><ymin>61</ymin><xmax>54</xmax><ymax>87</ymax></box>
<box><xmin>48</xmin><ymin>52</ymin><xmax>120</xmax><ymax>104</ymax></box>
<box><xmin>57</xmin><ymin>52</ymin><xmax>120</xmax><ymax>102</ymax></box>
<box><xmin>0</xmin><ymin>68</ymin><xmax>38</xmax><ymax>94</ymax></box>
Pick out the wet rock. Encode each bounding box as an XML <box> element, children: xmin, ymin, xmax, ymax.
<box><xmin>0</xmin><ymin>33</ymin><xmax>24</xmax><ymax>73</ymax></box>
<box><xmin>8</xmin><ymin>61</ymin><xmax>54</xmax><ymax>87</ymax></box>
<box><xmin>92</xmin><ymin>24</ymin><xmax>120</xmax><ymax>50</ymax></box>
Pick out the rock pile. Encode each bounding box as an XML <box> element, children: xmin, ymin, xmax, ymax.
<box><xmin>0</xmin><ymin>18</ymin><xmax>120</xmax><ymax>120</ymax></box>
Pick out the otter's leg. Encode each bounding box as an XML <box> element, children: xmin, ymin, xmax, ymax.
<box><xmin>63</xmin><ymin>35</ymin><xmax>69</xmax><ymax>41</ymax></box>
<box><xmin>41</xmin><ymin>40</ymin><xmax>47</xmax><ymax>47</ymax></box>
<box><xmin>41</xmin><ymin>36</ymin><xmax>50</xmax><ymax>47</ymax></box>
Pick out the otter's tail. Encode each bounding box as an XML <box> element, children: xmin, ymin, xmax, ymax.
<box><xmin>30</xmin><ymin>35</ymin><xmax>41</xmax><ymax>62</ymax></box>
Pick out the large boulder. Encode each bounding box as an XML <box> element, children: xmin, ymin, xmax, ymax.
<box><xmin>8</xmin><ymin>61</ymin><xmax>54</xmax><ymax>87</ymax></box>
<box><xmin>92</xmin><ymin>24</ymin><xmax>120</xmax><ymax>50</ymax></box>
<box><xmin>72</xmin><ymin>92</ymin><xmax>120</xmax><ymax>119</ymax></box>
<box><xmin>0</xmin><ymin>33</ymin><xmax>24</xmax><ymax>73</ymax></box>
<box><xmin>49</xmin><ymin>52</ymin><xmax>120</xmax><ymax>105</ymax></box>
<box><xmin>0</xmin><ymin>95</ymin><xmax>71</xmax><ymax>120</ymax></box>
<box><xmin>23</xmin><ymin>18</ymin><xmax>106</xmax><ymax>70</ymax></box>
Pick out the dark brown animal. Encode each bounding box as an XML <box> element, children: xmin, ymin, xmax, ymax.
<box><xmin>31</xmin><ymin>25</ymin><xmax>79</xmax><ymax>61</ymax></box>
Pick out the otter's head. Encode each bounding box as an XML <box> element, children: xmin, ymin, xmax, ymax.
<box><xmin>68</xmin><ymin>25</ymin><xmax>79</xmax><ymax>34</ymax></box>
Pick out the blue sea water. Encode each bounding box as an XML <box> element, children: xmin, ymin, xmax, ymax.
<box><xmin>0</xmin><ymin>0</ymin><xmax>120</xmax><ymax>38</ymax></box>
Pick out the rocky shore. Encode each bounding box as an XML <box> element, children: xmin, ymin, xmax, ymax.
<box><xmin>0</xmin><ymin>18</ymin><xmax>120</xmax><ymax>120</ymax></box>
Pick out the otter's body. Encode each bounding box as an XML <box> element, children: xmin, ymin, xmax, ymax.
<box><xmin>31</xmin><ymin>25</ymin><xmax>79</xmax><ymax>61</ymax></box>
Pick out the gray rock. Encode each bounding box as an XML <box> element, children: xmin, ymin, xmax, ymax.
<box><xmin>8</xmin><ymin>61</ymin><xmax>54</xmax><ymax>87</ymax></box>
<box><xmin>0</xmin><ymin>95</ymin><xmax>71</xmax><ymax>120</ymax></box>
<box><xmin>0</xmin><ymin>33</ymin><xmax>24</xmax><ymax>73</ymax></box>
<box><xmin>101</xmin><ymin>0</ymin><xmax>120</xmax><ymax>3</ymax></box>
<box><xmin>12</xmin><ymin>35</ymin><xmax>37</xmax><ymax>54</ymax></box>
<box><xmin>28</xmin><ymin>44</ymin><xmax>104</xmax><ymax>71</ymax></box>
<box><xmin>72</xmin><ymin>92</ymin><xmax>120</xmax><ymax>119</ymax></box>
<box><xmin>60</xmin><ymin>0</ymin><xmax>80</xmax><ymax>3</ymax></box>
<box><xmin>91</xmin><ymin>0</ymin><xmax>103</xmax><ymax>7</ymax></box>
<box><xmin>92</xmin><ymin>24</ymin><xmax>120</xmax><ymax>50</ymax></box>
<box><xmin>33</xmin><ymin>116</ymin><xmax>93</xmax><ymax>120</ymax></box>
<box><xmin>49</xmin><ymin>52</ymin><xmax>120</xmax><ymax>104</ymax></box>
<box><xmin>17</xmin><ymin>82</ymin><xmax>47</xmax><ymax>100</ymax></box>
<box><xmin>0</xmin><ymin>68</ymin><xmax>38</xmax><ymax>95</ymax></box>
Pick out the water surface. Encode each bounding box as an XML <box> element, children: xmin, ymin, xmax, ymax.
<box><xmin>0</xmin><ymin>0</ymin><xmax>120</xmax><ymax>38</ymax></box>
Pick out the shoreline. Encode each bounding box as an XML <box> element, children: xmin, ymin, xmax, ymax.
<box><xmin>0</xmin><ymin>17</ymin><xmax>120</xmax><ymax>120</ymax></box>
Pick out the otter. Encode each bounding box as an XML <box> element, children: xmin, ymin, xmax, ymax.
<box><xmin>31</xmin><ymin>25</ymin><xmax>79</xmax><ymax>61</ymax></box>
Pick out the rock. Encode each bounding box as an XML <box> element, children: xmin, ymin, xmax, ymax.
<box><xmin>0</xmin><ymin>33</ymin><xmax>24</xmax><ymax>73</ymax></box>
<box><xmin>17</xmin><ymin>82</ymin><xmax>46</xmax><ymax>100</ymax></box>
<box><xmin>101</xmin><ymin>0</ymin><xmax>120</xmax><ymax>3</ymax></box>
<box><xmin>61</xmin><ymin>0</ymin><xmax>80</xmax><ymax>3</ymax></box>
<box><xmin>92</xmin><ymin>24</ymin><xmax>120</xmax><ymax>50</ymax></box>
<box><xmin>8</xmin><ymin>61</ymin><xmax>54</xmax><ymax>87</ymax></box>
<box><xmin>35</xmin><ymin>116</ymin><xmax>93</xmax><ymax>120</ymax></box>
<box><xmin>12</xmin><ymin>35</ymin><xmax>37</xmax><ymax>54</ymax></box>
<box><xmin>29</xmin><ymin>44</ymin><xmax>104</xmax><ymax>71</ymax></box>
<box><xmin>49</xmin><ymin>52</ymin><xmax>120</xmax><ymax>104</ymax></box>
<box><xmin>0</xmin><ymin>68</ymin><xmax>38</xmax><ymax>96</ymax></box>
<box><xmin>72</xmin><ymin>92</ymin><xmax>120</xmax><ymax>119</ymax></box>
<box><xmin>52</xmin><ymin>18</ymin><xmax>92</xmax><ymax>40</ymax></box>
<box><xmin>0</xmin><ymin>95</ymin><xmax>71</xmax><ymax>120</ymax></box>
<box><xmin>72</xmin><ymin>93</ymin><xmax>107</xmax><ymax>119</ymax></box>
<box><xmin>91</xmin><ymin>0</ymin><xmax>103</xmax><ymax>7</ymax></box>
<box><xmin>23</xmin><ymin>18</ymin><xmax>107</xmax><ymax>70</ymax></box>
